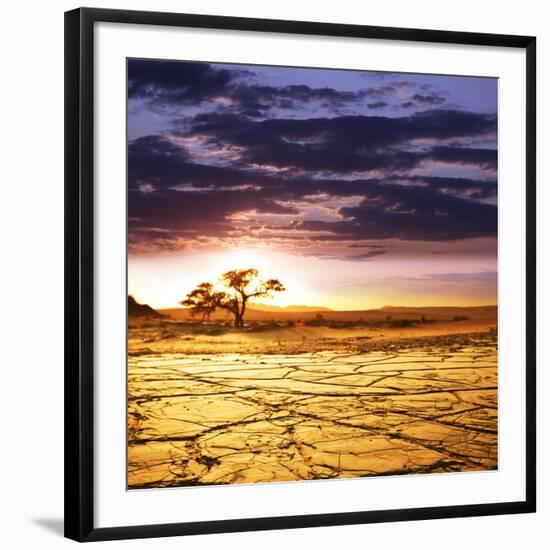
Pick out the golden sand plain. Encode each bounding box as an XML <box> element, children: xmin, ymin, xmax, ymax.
<box><xmin>128</xmin><ymin>307</ymin><xmax>497</xmax><ymax>489</ymax></box>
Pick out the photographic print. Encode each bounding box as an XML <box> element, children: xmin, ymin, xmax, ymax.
<box><xmin>127</xmin><ymin>59</ymin><xmax>498</xmax><ymax>490</ymax></box>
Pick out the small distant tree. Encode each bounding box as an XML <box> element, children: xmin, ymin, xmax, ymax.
<box><xmin>180</xmin><ymin>268</ymin><xmax>285</xmax><ymax>327</ymax></box>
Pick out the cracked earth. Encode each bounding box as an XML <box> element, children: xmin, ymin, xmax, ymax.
<box><xmin>127</xmin><ymin>331</ymin><xmax>497</xmax><ymax>488</ymax></box>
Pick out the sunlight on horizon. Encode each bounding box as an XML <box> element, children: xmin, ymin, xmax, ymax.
<box><xmin>128</xmin><ymin>247</ymin><xmax>497</xmax><ymax>311</ymax></box>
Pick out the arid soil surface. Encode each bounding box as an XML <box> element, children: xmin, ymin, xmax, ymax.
<box><xmin>128</xmin><ymin>311</ymin><xmax>497</xmax><ymax>489</ymax></box>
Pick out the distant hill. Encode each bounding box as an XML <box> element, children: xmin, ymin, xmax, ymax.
<box><xmin>379</xmin><ymin>305</ymin><xmax>496</xmax><ymax>314</ymax></box>
<box><xmin>248</xmin><ymin>304</ymin><xmax>333</xmax><ymax>313</ymax></box>
<box><xmin>128</xmin><ymin>295</ymin><xmax>163</xmax><ymax>318</ymax></box>
<box><xmin>160</xmin><ymin>304</ymin><xmax>496</xmax><ymax>324</ymax></box>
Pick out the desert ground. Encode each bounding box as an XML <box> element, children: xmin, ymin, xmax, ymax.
<box><xmin>128</xmin><ymin>305</ymin><xmax>497</xmax><ymax>489</ymax></box>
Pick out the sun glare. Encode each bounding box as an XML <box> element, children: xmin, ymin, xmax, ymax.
<box><xmin>211</xmin><ymin>248</ymin><xmax>272</xmax><ymax>276</ymax></box>
<box><xmin>210</xmin><ymin>249</ymin><xmax>315</xmax><ymax>307</ymax></box>
<box><xmin>129</xmin><ymin>248</ymin><xmax>326</xmax><ymax>309</ymax></box>
<box><xmin>129</xmin><ymin>246</ymin><xmax>496</xmax><ymax>311</ymax></box>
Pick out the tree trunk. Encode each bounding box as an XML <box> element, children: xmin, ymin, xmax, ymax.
<box><xmin>234</xmin><ymin>313</ymin><xmax>244</xmax><ymax>327</ymax></box>
<box><xmin>234</xmin><ymin>298</ymin><xmax>246</xmax><ymax>327</ymax></box>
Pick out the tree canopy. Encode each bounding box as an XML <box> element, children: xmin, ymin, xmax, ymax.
<box><xmin>180</xmin><ymin>268</ymin><xmax>285</xmax><ymax>327</ymax></box>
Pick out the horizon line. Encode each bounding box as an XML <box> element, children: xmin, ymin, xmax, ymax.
<box><xmin>156</xmin><ymin>303</ymin><xmax>498</xmax><ymax>312</ymax></box>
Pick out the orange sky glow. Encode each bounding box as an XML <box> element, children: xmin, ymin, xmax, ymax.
<box><xmin>128</xmin><ymin>241</ymin><xmax>497</xmax><ymax>311</ymax></box>
<box><xmin>127</xmin><ymin>61</ymin><xmax>498</xmax><ymax>312</ymax></box>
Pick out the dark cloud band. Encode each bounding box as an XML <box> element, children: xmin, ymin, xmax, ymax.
<box><xmin>127</xmin><ymin>60</ymin><xmax>497</xmax><ymax>255</ymax></box>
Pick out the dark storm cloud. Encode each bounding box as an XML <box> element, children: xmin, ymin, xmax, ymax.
<box><xmin>128</xmin><ymin>135</ymin><xmax>287</xmax><ymax>191</ymax></box>
<box><xmin>400</xmin><ymin>92</ymin><xmax>446</xmax><ymax>109</ymax></box>
<box><xmin>229</xmin><ymin>84</ymin><xmax>367</xmax><ymax>117</ymax></box>
<box><xmin>411</xmin><ymin>92</ymin><xmax>446</xmax><ymax>105</ymax></box>
<box><xmin>129</xmin><ymin>134</ymin><xmax>188</xmax><ymax>161</ymax></box>
<box><xmin>129</xmin><ymin>60</ymin><xmax>375</xmax><ymax>117</ymax></box>
<box><xmin>128</xmin><ymin>60</ymin><xmax>457</xmax><ymax>120</ymax></box>
<box><xmin>426</xmin><ymin>146</ymin><xmax>497</xmax><ymax>170</ymax></box>
<box><xmin>128</xmin><ymin>61</ymin><xmax>235</xmax><ymax>106</ymax></box>
<box><xmin>409</xmin><ymin>175</ymin><xmax>497</xmax><ymax>200</ymax></box>
<box><xmin>130</xmin><ymin>186</ymin><xmax>298</xmax><ymax>225</ymax></box>
<box><xmin>338</xmin><ymin>183</ymin><xmax>497</xmax><ymax>241</ymax></box>
<box><xmin>294</xmin><ymin>183</ymin><xmax>496</xmax><ymax>242</ymax></box>
<box><xmin>129</xmin><ymin>134</ymin><xmax>496</xmax><ymax>198</ymax></box>
<box><xmin>128</xmin><ymin>133</ymin><xmax>496</xmax><ymax>248</ymax></box>
<box><xmin>367</xmin><ymin>101</ymin><xmax>388</xmax><ymax>109</ymax></box>
<box><xmin>127</xmin><ymin>61</ymin><xmax>497</xmax><ymax>254</ymax></box>
<box><xmin>182</xmin><ymin>109</ymin><xmax>496</xmax><ymax>173</ymax></box>
<box><xmin>361</xmin><ymin>85</ymin><xmax>399</xmax><ymax>98</ymax></box>
<box><xmin>128</xmin><ymin>185</ymin><xmax>298</xmax><ymax>248</ymax></box>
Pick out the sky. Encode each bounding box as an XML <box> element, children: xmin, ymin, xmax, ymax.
<box><xmin>127</xmin><ymin>59</ymin><xmax>498</xmax><ymax>310</ymax></box>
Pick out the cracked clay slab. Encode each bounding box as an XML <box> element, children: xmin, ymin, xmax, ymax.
<box><xmin>127</xmin><ymin>331</ymin><xmax>497</xmax><ymax>489</ymax></box>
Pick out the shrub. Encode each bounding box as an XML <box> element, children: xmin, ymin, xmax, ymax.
<box><xmin>453</xmin><ymin>315</ymin><xmax>470</xmax><ymax>322</ymax></box>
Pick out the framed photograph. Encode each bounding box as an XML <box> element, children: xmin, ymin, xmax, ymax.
<box><xmin>65</xmin><ymin>7</ymin><xmax>536</xmax><ymax>542</ymax></box>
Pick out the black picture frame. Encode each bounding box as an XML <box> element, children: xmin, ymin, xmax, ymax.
<box><xmin>65</xmin><ymin>7</ymin><xmax>537</xmax><ymax>542</ymax></box>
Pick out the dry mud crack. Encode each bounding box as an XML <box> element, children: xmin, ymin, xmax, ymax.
<box><xmin>128</xmin><ymin>332</ymin><xmax>497</xmax><ymax>488</ymax></box>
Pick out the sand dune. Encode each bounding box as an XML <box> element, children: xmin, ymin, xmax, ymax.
<box><xmin>129</xmin><ymin>304</ymin><xmax>496</xmax><ymax>357</ymax></box>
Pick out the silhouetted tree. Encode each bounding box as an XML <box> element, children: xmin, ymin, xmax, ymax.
<box><xmin>180</xmin><ymin>268</ymin><xmax>285</xmax><ymax>327</ymax></box>
<box><xmin>179</xmin><ymin>282</ymin><xmax>223</xmax><ymax>321</ymax></box>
